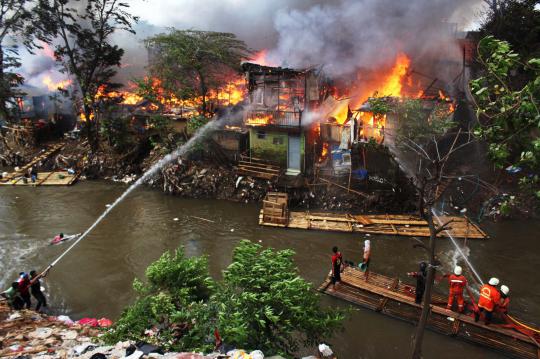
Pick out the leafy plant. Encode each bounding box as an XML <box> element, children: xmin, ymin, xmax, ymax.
<box><xmin>104</xmin><ymin>241</ymin><xmax>344</xmax><ymax>357</ymax></box>
<box><xmin>394</xmin><ymin>98</ymin><xmax>454</xmax><ymax>147</ymax></box>
<box><xmin>215</xmin><ymin>240</ymin><xmax>344</xmax><ymax>356</ymax></box>
<box><xmin>470</xmin><ymin>36</ymin><xmax>540</xmax><ymax>171</ymax></box>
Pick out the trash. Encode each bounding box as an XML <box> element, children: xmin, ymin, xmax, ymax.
<box><xmin>227</xmin><ymin>350</ymin><xmax>251</xmax><ymax>359</ymax></box>
<box><xmin>105</xmin><ymin>204</ymin><xmax>111</xmax><ymax>208</ymax></box>
<box><xmin>7</xmin><ymin>312</ymin><xmax>22</xmax><ymax>321</ymax></box>
<box><xmin>460</xmin><ymin>208</ymin><xmax>467</xmax><ymax>213</ymax></box>
<box><xmin>230</xmin><ymin>228</ymin><xmax>235</xmax><ymax>232</ymax></box>
<box><xmin>250</xmin><ymin>350</ymin><xmax>264</xmax><ymax>359</ymax></box>
<box><xmin>125</xmin><ymin>350</ymin><xmax>144</xmax><ymax>359</ymax></box>
<box><xmin>97</xmin><ymin>318</ymin><xmax>112</xmax><ymax>327</ymax></box>
<box><xmin>29</xmin><ymin>328</ymin><xmax>54</xmax><ymax>340</ymax></box>
<box><xmin>57</xmin><ymin>315</ymin><xmax>74</xmax><ymax>325</ymax></box>
<box><xmin>72</xmin><ymin>343</ymin><xmax>97</xmax><ymax>355</ymax></box>
<box><xmin>8</xmin><ymin>344</ymin><xmax>23</xmax><ymax>352</ymax></box>
<box><xmin>77</xmin><ymin>318</ymin><xmax>99</xmax><ymax>327</ymax></box>
<box><xmin>318</xmin><ymin>343</ymin><xmax>333</xmax><ymax>357</ymax></box>
<box><xmin>173</xmin><ymin>218</ymin><xmax>179</xmax><ymax>221</ymax></box>
<box><xmin>60</xmin><ymin>330</ymin><xmax>78</xmax><ymax>340</ymax></box>
<box><xmin>505</xmin><ymin>165</ymin><xmax>522</xmax><ymax>174</ymax></box>
<box><xmin>235</xmin><ymin>176</ymin><xmax>244</xmax><ymax>188</ymax></box>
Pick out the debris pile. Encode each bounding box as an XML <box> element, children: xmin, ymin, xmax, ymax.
<box><xmin>0</xmin><ymin>302</ymin><xmax>323</xmax><ymax>358</ymax></box>
<box><xmin>154</xmin><ymin>159</ymin><xmax>273</xmax><ymax>203</ymax></box>
<box><xmin>0</xmin><ymin>302</ymin><xmax>102</xmax><ymax>358</ymax></box>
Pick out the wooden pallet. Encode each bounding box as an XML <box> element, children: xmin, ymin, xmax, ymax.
<box><xmin>236</xmin><ymin>159</ymin><xmax>281</xmax><ymax>180</ymax></box>
<box><xmin>319</xmin><ymin>268</ymin><xmax>540</xmax><ymax>359</ymax></box>
<box><xmin>259</xmin><ymin>211</ymin><xmax>488</xmax><ymax>239</ymax></box>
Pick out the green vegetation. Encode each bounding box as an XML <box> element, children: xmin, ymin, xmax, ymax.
<box><xmin>366</xmin><ymin>97</ymin><xmax>454</xmax><ymax>147</ymax></box>
<box><xmin>104</xmin><ymin>240</ymin><xmax>343</xmax><ymax>357</ymax></box>
<box><xmin>470</xmin><ymin>36</ymin><xmax>540</xmax><ymax>200</ymax></box>
<box><xmin>144</xmin><ymin>30</ymin><xmax>249</xmax><ymax>115</ymax></box>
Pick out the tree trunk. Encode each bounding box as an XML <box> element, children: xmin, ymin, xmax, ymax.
<box><xmin>411</xmin><ymin>208</ymin><xmax>437</xmax><ymax>359</ymax></box>
<box><xmin>0</xmin><ymin>44</ymin><xmax>10</xmax><ymax>122</ymax></box>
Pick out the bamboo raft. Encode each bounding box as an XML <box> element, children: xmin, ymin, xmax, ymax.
<box><xmin>259</xmin><ymin>210</ymin><xmax>488</xmax><ymax>239</ymax></box>
<box><xmin>319</xmin><ymin>268</ymin><xmax>540</xmax><ymax>359</ymax></box>
<box><xmin>0</xmin><ymin>171</ymin><xmax>79</xmax><ymax>186</ymax></box>
<box><xmin>0</xmin><ymin>143</ymin><xmax>65</xmax><ymax>183</ymax></box>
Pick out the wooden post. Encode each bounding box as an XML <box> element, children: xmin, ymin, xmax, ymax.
<box><xmin>348</xmin><ymin>166</ymin><xmax>352</xmax><ymax>193</ymax></box>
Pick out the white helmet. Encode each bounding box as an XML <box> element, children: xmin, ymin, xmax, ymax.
<box><xmin>488</xmin><ymin>277</ymin><xmax>500</xmax><ymax>286</ymax></box>
<box><xmin>454</xmin><ymin>266</ymin><xmax>462</xmax><ymax>276</ymax></box>
<box><xmin>500</xmin><ymin>285</ymin><xmax>510</xmax><ymax>295</ymax></box>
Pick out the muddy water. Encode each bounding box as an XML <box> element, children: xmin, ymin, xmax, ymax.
<box><xmin>1</xmin><ymin>182</ymin><xmax>539</xmax><ymax>358</ymax></box>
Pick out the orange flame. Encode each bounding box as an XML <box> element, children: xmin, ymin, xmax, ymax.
<box><xmin>246</xmin><ymin>114</ymin><xmax>273</xmax><ymax>126</ymax></box>
<box><xmin>249</xmin><ymin>50</ymin><xmax>276</xmax><ymax>67</ymax></box>
<box><xmin>42</xmin><ymin>75</ymin><xmax>72</xmax><ymax>91</ymax></box>
<box><xmin>321</xmin><ymin>142</ymin><xmax>329</xmax><ymax>159</ymax></box>
<box><xmin>328</xmin><ymin>53</ymin><xmax>411</xmax><ymax>125</ymax></box>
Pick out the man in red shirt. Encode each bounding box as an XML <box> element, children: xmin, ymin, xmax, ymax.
<box><xmin>17</xmin><ymin>273</ymin><xmax>32</xmax><ymax>309</ymax></box>
<box><xmin>446</xmin><ymin>266</ymin><xmax>468</xmax><ymax>313</ymax></box>
<box><xmin>331</xmin><ymin>246</ymin><xmax>343</xmax><ymax>290</ymax></box>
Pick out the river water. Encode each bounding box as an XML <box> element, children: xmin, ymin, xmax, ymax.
<box><xmin>1</xmin><ymin>182</ymin><xmax>539</xmax><ymax>358</ymax></box>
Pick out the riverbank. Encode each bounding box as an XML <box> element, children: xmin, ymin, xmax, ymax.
<box><xmin>0</xmin><ymin>302</ymin><xmax>295</xmax><ymax>359</ymax></box>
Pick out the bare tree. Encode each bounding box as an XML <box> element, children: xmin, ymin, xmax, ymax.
<box><xmin>401</xmin><ymin>127</ymin><xmax>476</xmax><ymax>359</ymax></box>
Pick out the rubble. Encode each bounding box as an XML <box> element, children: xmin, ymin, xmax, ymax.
<box><xmin>1</xmin><ymin>302</ymin><xmax>311</xmax><ymax>359</ymax></box>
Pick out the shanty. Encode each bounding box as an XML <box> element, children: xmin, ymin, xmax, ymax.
<box><xmin>1</xmin><ymin>1</ymin><xmax>539</xmax><ymax>359</ymax></box>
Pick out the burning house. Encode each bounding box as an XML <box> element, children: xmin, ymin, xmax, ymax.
<box><xmin>242</xmin><ymin>62</ymin><xmax>322</xmax><ymax>176</ymax></box>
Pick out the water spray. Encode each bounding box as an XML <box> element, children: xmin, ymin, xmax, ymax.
<box><xmin>45</xmin><ymin>120</ymin><xmax>219</xmax><ymax>270</ymax></box>
<box><xmin>431</xmin><ymin>208</ymin><xmax>484</xmax><ymax>285</ymax></box>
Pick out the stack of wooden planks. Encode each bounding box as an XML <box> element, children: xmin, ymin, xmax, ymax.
<box><xmin>261</xmin><ymin>192</ymin><xmax>288</xmax><ymax>225</ymax></box>
<box><xmin>259</xmin><ymin>210</ymin><xmax>488</xmax><ymax>239</ymax></box>
<box><xmin>236</xmin><ymin>158</ymin><xmax>281</xmax><ymax>181</ymax></box>
<box><xmin>319</xmin><ymin>268</ymin><xmax>540</xmax><ymax>359</ymax></box>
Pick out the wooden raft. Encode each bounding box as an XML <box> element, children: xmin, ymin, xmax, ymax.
<box><xmin>0</xmin><ymin>171</ymin><xmax>79</xmax><ymax>186</ymax></box>
<box><xmin>0</xmin><ymin>143</ymin><xmax>65</xmax><ymax>183</ymax></box>
<box><xmin>259</xmin><ymin>211</ymin><xmax>488</xmax><ymax>239</ymax></box>
<box><xmin>319</xmin><ymin>268</ymin><xmax>540</xmax><ymax>359</ymax></box>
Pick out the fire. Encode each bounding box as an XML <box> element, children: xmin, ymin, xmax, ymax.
<box><xmin>249</xmin><ymin>50</ymin><xmax>276</xmax><ymax>67</ymax></box>
<box><xmin>42</xmin><ymin>75</ymin><xmax>72</xmax><ymax>91</ymax></box>
<box><xmin>321</xmin><ymin>142</ymin><xmax>329</xmax><ymax>159</ymax></box>
<box><xmin>246</xmin><ymin>114</ymin><xmax>273</xmax><ymax>126</ymax></box>
<box><xmin>208</xmin><ymin>77</ymin><xmax>246</xmax><ymax>106</ymax></box>
<box><xmin>329</xmin><ymin>52</ymin><xmax>412</xmax><ymax>125</ymax></box>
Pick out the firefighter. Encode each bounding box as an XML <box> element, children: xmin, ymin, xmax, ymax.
<box><xmin>475</xmin><ymin>277</ymin><xmax>501</xmax><ymax>325</ymax></box>
<box><xmin>498</xmin><ymin>285</ymin><xmax>510</xmax><ymax>314</ymax></box>
<box><xmin>446</xmin><ymin>265</ymin><xmax>468</xmax><ymax>313</ymax></box>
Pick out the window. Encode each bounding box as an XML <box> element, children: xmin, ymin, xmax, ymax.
<box><xmin>273</xmin><ymin>137</ymin><xmax>284</xmax><ymax>145</ymax></box>
<box><xmin>257</xmin><ymin>131</ymin><xmax>266</xmax><ymax>139</ymax></box>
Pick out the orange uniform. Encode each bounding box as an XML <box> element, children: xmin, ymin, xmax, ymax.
<box><xmin>478</xmin><ymin>284</ymin><xmax>501</xmax><ymax>312</ymax></box>
<box><xmin>447</xmin><ymin>274</ymin><xmax>467</xmax><ymax>312</ymax></box>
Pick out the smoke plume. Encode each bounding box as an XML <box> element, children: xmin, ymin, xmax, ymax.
<box><xmin>267</xmin><ymin>0</ymin><xmax>483</xmax><ymax>78</ymax></box>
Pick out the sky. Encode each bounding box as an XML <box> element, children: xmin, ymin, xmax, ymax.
<box><xmin>20</xmin><ymin>0</ymin><xmax>489</xmax><ymax>91</ymax></box>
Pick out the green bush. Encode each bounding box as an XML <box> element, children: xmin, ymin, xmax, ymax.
<box><xmin>103</xmin><ymin>241</ymin><xmax>344</xmax><ymax>357</ymax></box>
